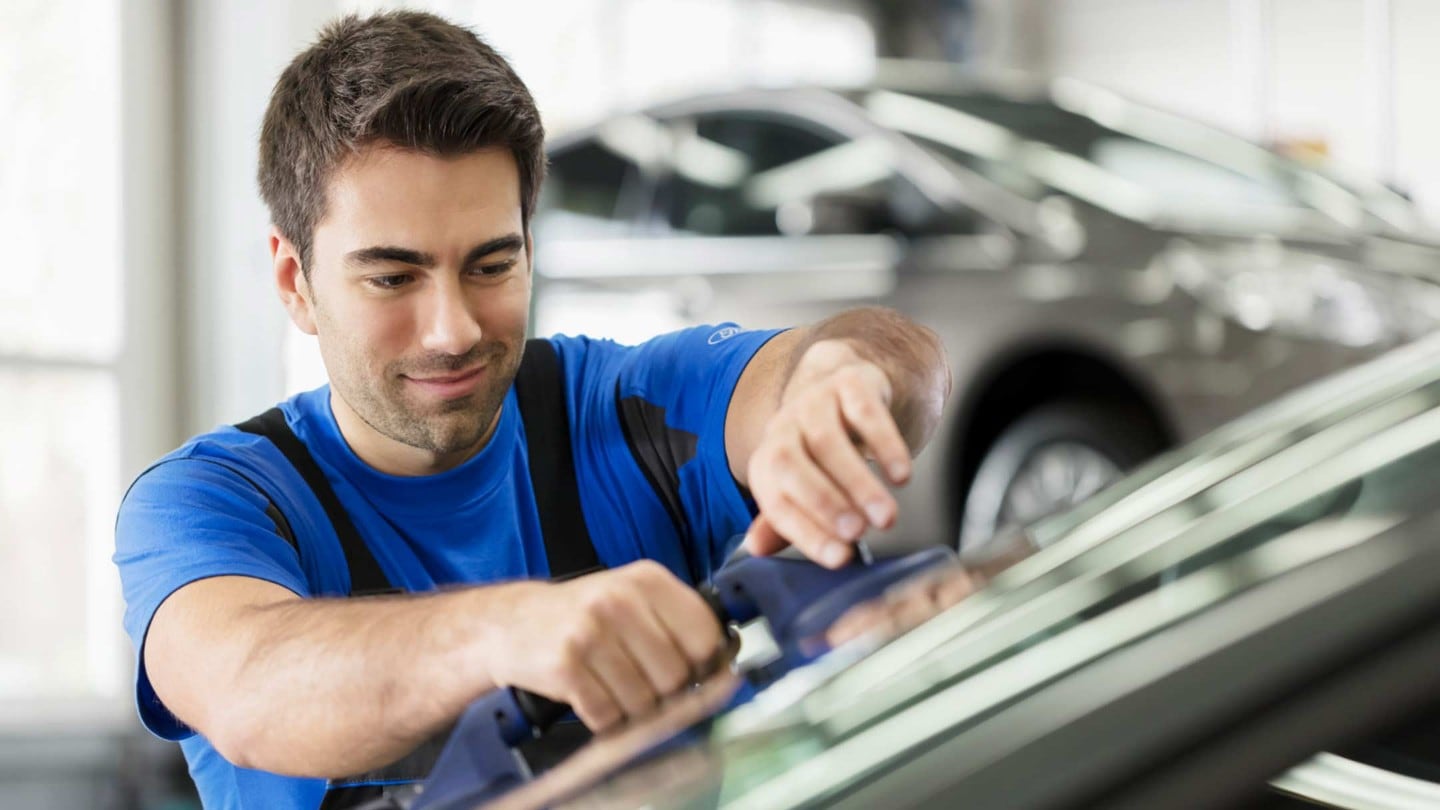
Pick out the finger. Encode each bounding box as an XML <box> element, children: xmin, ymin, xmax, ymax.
<box><xmin>771</xmin><ymin>437</ymin><xmax>870</xmax><ymax>544</ymax></box>
<box><xmin>743</xmin><ymin>514</ymin><xmax>790</xmax><ymax>557</ymax></box>
<box><xmin>644</xmin><ymin>576</ymin><xmax>727</xmax><ymax>672</ymax></box>
<box><xmin>563</xmin><ymin>666</ymin><xmax>624</xmax><ymax>733</ymax></box>
<box><xmin>888</xmin><ymin>583</ymin><xmax>949</xmax><ymax>630</ymax></box>
<box><xmin>825</xmin><ymin>603</ymin><xmax>897</xmax><ymax>648</ymax></box>
<box><xmin>761</xmin><ymin>493</ymin><xmax>854</xmax><ymax>569</ymax></box>
<box><xmin>587</xmin><ymin>634</ymin><xmax>662</xmax><ymax>721</ymax></box>
<box><xmin>622</xmin><ymin>597</ymin><xmax>705</xmax><ymax>697</ymax></box>
<box><xmin>838</xmin><ymin>378</ymin><xmax>912</xmax><ymax>487</ymax></box>
<box><xmin>799</xmin><ymin>404</ymin><xmax>897</xmax><ymax>532</ymax></box>
<box><xmin>935</xmin><ymin>568</ymin><xmax>983</xmax><ymax>607</ymax></box>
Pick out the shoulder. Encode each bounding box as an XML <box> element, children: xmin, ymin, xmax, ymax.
<box><xmin>120</xmin><ymin>388</ymin><xmax>331</xmax><ymax>525</ymax></box>
<box><xmin>544</xmin><ymin>325</ymin><xmax>787</xmax><ymax>393</ymax></box>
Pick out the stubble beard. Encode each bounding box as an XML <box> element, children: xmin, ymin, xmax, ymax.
<box><xmin>345</xmin><ymin>341</ymin><xmax>524</xmax><ymax>458</ymax></box>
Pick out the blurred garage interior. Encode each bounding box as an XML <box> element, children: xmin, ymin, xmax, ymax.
<box><xmin>6</xmin><ymin>0</ymin><xmax>1440</xmax><ymax>806</ymax></box>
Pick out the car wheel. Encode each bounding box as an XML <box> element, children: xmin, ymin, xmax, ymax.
<box><xmin>958</xmin><ymin>400</ymin><xmax>1166</xmax><ymax>549</ymax></box>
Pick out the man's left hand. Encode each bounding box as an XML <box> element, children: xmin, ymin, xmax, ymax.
<box><xmin>743</xmin><ymin>339</ymin><xmax>913</xmax><ymax>568</ymax></box>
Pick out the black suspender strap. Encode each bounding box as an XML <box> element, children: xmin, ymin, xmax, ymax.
<box><xmin>513</xmin><ymin>338</ymin><xmax>603</xmax><ymax>580</ymax></box>
<box><xmin>235</xmin><ymin>408</ymin><xmax>396</xmax><ymax>596</ymax></box>
<box><xmin>234</xmin><ymin>342</ymin><xmax>602</xmax><ymax>808</ymax></box>
<box><xmin>233</xmin><ymin>339</ymin><xmax>601</xmax><ymax>593</ymax></box>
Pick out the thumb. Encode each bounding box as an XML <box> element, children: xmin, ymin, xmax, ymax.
<box><xmin>743</xmin><ymin>514</ymin><xmax>790</xmax><ymax>556</ymax></box>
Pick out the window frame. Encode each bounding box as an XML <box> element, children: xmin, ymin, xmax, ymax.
<box><xmin>0</xmin><ymin>0</ymin><xmax>180</xmax><ymax>733</ymax></box>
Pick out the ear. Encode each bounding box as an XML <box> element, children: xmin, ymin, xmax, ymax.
<box><xmin>271</xmin><ymin>227</ymin><xmax>317</xmax><ymax>336</ymax></box>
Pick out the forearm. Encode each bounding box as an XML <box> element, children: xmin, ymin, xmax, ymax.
<box><xmin>214</xmin><ymin>583</ymin><xmax>524</xmax><ymax>777</ymax></box>
<box><xmin>786</xmin><ymin>307</ymin><xmax>951</xmax><ymax>452</ymax></box>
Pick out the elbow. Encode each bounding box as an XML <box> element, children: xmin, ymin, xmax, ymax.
<box><xmin>206</xmin><ymin>708</ymin><xmax>268</xmax><ymax>771</ymax></box>
<box><xmin>205</xmin><ymin>704</ymin><xmax>378</xmax><ymax>780</ymax></box>
<box><xmin>206</xmin><ymin>701</ymin><xmax>300</xmax><ymax>775</ymax></box>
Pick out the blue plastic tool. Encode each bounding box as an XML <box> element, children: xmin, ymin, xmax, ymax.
<box><xmin>410</xmin><ymin>544</ymin><xmax>957</xmax><ymax>810</ymax></box>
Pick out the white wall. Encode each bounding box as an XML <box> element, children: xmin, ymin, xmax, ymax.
<box><xmin>1393</xmin><ymin>0</ymin><xmax>1440</xmax><ymax>216</ymax></box>
<box><xmin>180</xmin><ymin>0</ymin><xmax>339</xmax><ymax>434</ymax></box>
<box><xmin>1024</xmin><ymin>0</ymin><xmax>1438</xmax><ymax>217</ymax></box>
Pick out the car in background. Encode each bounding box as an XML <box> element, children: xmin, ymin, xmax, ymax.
<box><xmin>487</xmin><ymin>318</ymin><xmax>1440</xmax><ymax>810</ymax></box>
<box><xmin>532</xmin><ymin>60</ymin><xmax>1440</xmax><ymax>550</ymax></box>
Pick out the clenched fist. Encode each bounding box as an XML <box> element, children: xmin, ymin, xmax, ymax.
<box><xmin>482</xmin><ymin>561</ymin><xmax>729</xmax><ymax>731</ymax></box>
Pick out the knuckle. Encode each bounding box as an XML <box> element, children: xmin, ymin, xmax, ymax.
<box><xmin>552</xmin><ymin>641</ymin><xmax>585</xmax><ymax>679</ymax></box>
<box><xmin>582</xmin><ymin>589</ymin><xmax>619</xmax><ymax>618</ymax></box>
<box><xmin>799</xmin><ymin>418</ymin><xmax>837</xmax><ymax>449</ymax></box>
<box><xmin>563</xmin><ymin>617</ymin><xmax>602</xmax><ymax>655</ymax></box>
<box><xmin>630</xmin><ymin>559</ymin><xmax>669</xmax><ymax>584</ymax></box>
<box><xmin>769</xmin><ymin>441</ymin><xmax>799</xmax><ymax>468</ymax></box>
<box><xmin>836</xmin><ymin>364</ymin><xmax>867</xmax><ymax>387</ymax></box>
<box><xmin>849</xmin><ymin>395</ymin><xmax>886</xmax><ymax>422</ymax></box>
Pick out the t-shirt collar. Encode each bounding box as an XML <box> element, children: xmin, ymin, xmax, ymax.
<box><xmin>293</xmin><ymin>385</ymin><xmax>518</xmax><ymax>514</ymax></box>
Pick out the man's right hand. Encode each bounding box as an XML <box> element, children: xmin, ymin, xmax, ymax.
<box><xmin>481</xmin><ymin>560</ymin><xmax>729</xmax><ymax>732</ymax></box>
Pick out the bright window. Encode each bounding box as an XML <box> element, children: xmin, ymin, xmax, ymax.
<box><xmin>0</xmin><ymin>0</ymin><xmax>126</xmax><ymax>711</ymax></box>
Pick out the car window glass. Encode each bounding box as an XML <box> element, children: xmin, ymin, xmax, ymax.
<box><xmin>658</xmin><ymin>113</ymin><xmax>927</xmax><ymax>237</ymax></box>
<box><xmin>536</xmin><ymin>140</ymin><xmax>643</xmax><ymax>237</ymax></box>
<box><xmin>896</xmin><ymin>91</ymin><xmax>1314</xmax><ymax>227</ymax></box>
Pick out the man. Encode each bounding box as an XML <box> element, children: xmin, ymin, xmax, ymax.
<box><xmin>114</xmin><ymin>10</ymin><xmax>950</xmax><ymax>809</ymax></box>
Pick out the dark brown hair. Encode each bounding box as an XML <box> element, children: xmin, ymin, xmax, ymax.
<box><xmin>258</xmin><ymin>10</ymin><xmax>546</xmax><ymax>274</ymax></box>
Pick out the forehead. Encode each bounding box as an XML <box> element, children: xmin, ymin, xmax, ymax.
<box><xmin>317</xmin><ymin>144</ymin><xmax>523</xmax><ymax>246</ymax></box>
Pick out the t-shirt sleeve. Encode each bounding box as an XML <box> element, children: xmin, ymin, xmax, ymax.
<box><xmin>606</xmin><ymin>324</ymin><xmax>786</xmax><ymax>577</ymax></box>
<box><xmin>113</xmin><ymin>456</ymin><xmax>310</xmax><ymax>740</ymax></box>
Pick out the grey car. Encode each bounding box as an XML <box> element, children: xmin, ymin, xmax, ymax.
<box><xmin>481</xmin><ymin>308</ymin><xmax>1440</xmax><ymax>810</ymax></box>
<box><xmin>532</xmin><ymin>61</ymin><xmax>1440</xmax><ymax>550</ymax></box>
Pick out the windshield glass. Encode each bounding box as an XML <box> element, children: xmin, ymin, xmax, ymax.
<box><xmin>504</xmin><ymin>336</ymin><xmax>1440</xmax><ymax>810</ymax></box>
<box><xmin>862</xmin><ymin>85</ymin><xmax>1409</xmax><ymax>231</ymax></box>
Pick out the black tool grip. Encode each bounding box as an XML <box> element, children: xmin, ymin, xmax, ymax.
<box><xmin>512</xmin><ymin>690</ymin><xmax>572</xmax><ymax>735</ymax></box>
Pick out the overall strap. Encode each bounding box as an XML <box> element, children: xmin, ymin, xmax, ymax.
<box><xmin>239</xmin><ymin>344</ymin><xmax>602</xmax><ymax>809</ymax></box>
<box><xmin>235</xmin><ymin>408</ymin><xmax>396</xmax><ymax>596</ymax></box>
<box><xmin>514</xmin><ymin>338</ymin><xmax>603</xmax><ymax>579</ymax></box>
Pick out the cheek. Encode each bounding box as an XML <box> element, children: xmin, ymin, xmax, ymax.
<box><xmin>484</xmin><ymin>277</ymin><xmax>531</xmax><ymax>335</ymax></box>
<box><xmin>318</xmin><ymin>297</ymin><xmax>414</xmax><ymax>372</ymax></box>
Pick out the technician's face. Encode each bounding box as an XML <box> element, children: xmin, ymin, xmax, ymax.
<box><xmin>296</xmin><ymin>144</ymin><xmax>531</xmax><ymax>471</ymax></box>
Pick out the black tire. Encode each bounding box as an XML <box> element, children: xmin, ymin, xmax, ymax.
<box><xmin>958</xmin><ymin>399</ymin><xmax>1167</xmax><ymax>549</ymax></box>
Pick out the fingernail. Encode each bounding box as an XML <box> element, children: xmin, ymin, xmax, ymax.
<box><xmin>823</xmin><ymin>542</ymin><xmax>849</xmax><ymax>568</ymax></box>
<box><xmin>837</xmin><ymin>513</ymin><xmax>863</xmax><ymax>539</ymax></box>
<box><xmin>890</xmin><ymin>462</ymin><xmax>910</xmax><ymax>482</ymax></box>
<box><xmin>865</xmin><ymin>501</ymin><xmax>891</xmax><ymax>526</ymax></box>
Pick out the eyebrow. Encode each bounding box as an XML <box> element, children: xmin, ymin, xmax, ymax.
<box><xmin>345</xmin><ymin>233</ymin><xmax>526</xmax><ymax>269</ymax></box>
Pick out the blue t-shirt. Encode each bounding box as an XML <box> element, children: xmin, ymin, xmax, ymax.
<box><xmin>112</xmin><ymin>325</ymin><xmax>782</xmax><ymax>810</ymax></box>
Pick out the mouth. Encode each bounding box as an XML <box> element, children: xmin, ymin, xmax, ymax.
<box><xmin>403</xmin><ymin>365</ymin><xmax>487</xmax><ymax>399</ymax></box>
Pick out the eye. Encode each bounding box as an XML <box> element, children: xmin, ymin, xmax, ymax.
<box><xmin>468</xmin><ymin>260</ymin><xmax>517</xmax><ymax>277</ymax></box>
<box><xmin>367</xmin><ymin>274</ymin><xmax>412</xmax><ymax>290</ymax></box>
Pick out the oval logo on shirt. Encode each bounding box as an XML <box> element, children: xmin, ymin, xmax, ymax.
<box><xmin>708</xmin><ymin>326</ymin><xmax>741</xmax><ymax>345</ymax></box>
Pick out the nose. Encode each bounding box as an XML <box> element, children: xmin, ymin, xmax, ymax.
<box><xmin>418</xmin><ymin>276</ymin><xmax>483</xmax><ymax>357</ymax></box>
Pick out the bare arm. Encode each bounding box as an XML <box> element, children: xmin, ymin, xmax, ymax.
<box><xmin>146</xmin><ymin>562</ymin><xmax>725</xmax><ymax>779</ymax></box>
<box><xmin>725</xmin><ymin>306</ymin><xmax>951</xmax><ymax>565</ymax></box>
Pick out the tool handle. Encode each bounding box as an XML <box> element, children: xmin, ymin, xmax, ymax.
<box><xmin>512</xmin><ymin>689</ymin><xmax>571</xmax><ymax>733</ymax></box>
<box><xmin>420</xmin><ymin>546</ymin><xmax>955</xmax><ymax>804</ymax></box>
